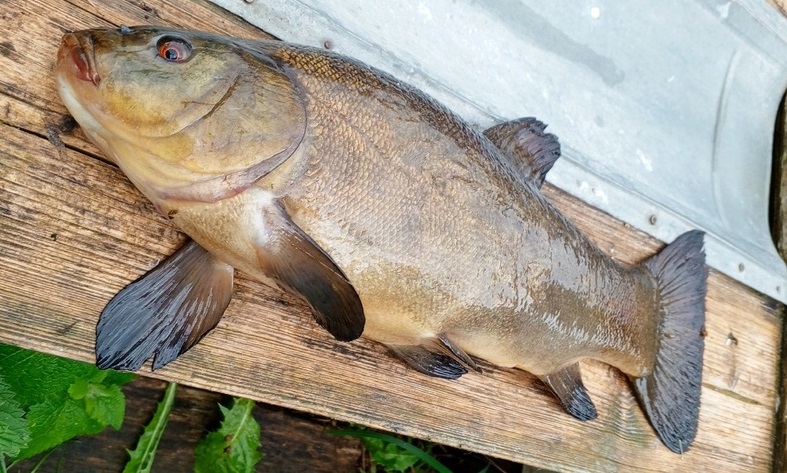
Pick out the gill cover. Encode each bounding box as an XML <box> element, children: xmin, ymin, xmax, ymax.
<box><xmin>57</xmin><ymin>26</ymin><xmax>307</xmax><ymax>204</ymax></box>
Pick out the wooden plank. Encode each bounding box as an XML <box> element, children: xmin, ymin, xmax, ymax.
<box><xmin>770</xmin><ymin>0</ymin><xmax>787</xmax><ymax>15</ymax></box>
<box><xmin>0</xmin><ymin>1</ymin><xmax>782</xmax><ymax>471</ymax></box>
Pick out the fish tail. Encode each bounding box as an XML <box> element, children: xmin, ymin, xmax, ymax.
<box><xmin>634</xmin><ymin>230</ymin><xmax>707</xmax><ymax>453</ymax></box>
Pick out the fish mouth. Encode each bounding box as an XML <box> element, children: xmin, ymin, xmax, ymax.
<box><xmin>58</xmin><ymin>33</ymin><xmax>101</xmax><ymax>86</ymax></box>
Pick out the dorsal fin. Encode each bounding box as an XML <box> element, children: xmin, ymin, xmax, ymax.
<box><xmin>484</xmin><ymin>117</ymin><xmax>561</xmax><ymax>189</ymax></box>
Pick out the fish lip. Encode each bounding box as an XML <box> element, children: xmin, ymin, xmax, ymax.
<box><xmin>59</xmin><ymin>33</ymin><xmax>101</xmax><ymax>86</ymax></box>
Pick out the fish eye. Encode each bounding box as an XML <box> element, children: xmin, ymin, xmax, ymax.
<box><xmin>157</xmin><ymin>37</ymin><xmax>192</xmax><ymax>62</ymax></box>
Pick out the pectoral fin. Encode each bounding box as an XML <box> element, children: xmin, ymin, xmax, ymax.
<box><xmin>257</xmin><ymin>202</ymin><xmax>365</xmax><ymax>342</ymax></box>
<box><xmin>96</xmin><ymin>240</ymin><xmax>234</xmax><ymax>371</ymax></box>
<box><xmin>539</xmin><ymin>363</ymin><xmax>598</xmax><ymax>421</ymax></box>
<box><xmin>484</xmin><ymin>117</ymin><xmax>560</xmax><ymax>189</ymax></box>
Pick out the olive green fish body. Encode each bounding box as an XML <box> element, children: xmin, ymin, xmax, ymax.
<box><xmin>55</xmin><ymin>26</ymin><xmax>707</xmax><ymax>453</ymax></box>
<box><xmin>241</xmin><ymin>44</ymin><xmax>661</xmax><ymax>377</ymax></box>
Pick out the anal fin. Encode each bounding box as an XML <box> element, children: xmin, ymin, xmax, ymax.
<box><xmin>96</xmin><ymin>240</ymin><xmax>234</xmax><ymax>371</ymax></box>
<box><xmin>539</xmin><ymin>363</ymin><xmax>598</xmax><ymax>421</ymax></box>
<box><xmin>483</xmin><ymin>117</ymin><xmax>560</xmax><ymax>189</ymax></box>
<box><xmin>388</xmin><ymin>344</ymin><xmax>468</xmax><ymax>380</ymax></box>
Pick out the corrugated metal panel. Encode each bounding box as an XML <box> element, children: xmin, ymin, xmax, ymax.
<box><xmin>210</xmin><ymin>0</ymin><xmax>787</xmax><ymax>303</ymax></box>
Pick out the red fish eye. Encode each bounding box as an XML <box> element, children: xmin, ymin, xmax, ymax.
<box><xmin>157</xmin><ymin>38</ymin><xmax>191</xmax><ymax>62</ymax></box>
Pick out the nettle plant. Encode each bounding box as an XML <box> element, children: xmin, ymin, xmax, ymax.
<box><xmin>0</xmin><ymin>343</ymin><xmax>490</xmax><ymax>473</ymax></box>
<box><xmin>0</xmin><ymin>344</ymin><xmax>261</xmax><ymax>473</ymax></box>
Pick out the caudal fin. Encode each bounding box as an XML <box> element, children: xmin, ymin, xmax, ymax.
<box><xmin>634</xmin><ymin>230</ymin><xmax>707</xmax><ymax>453</ymax></box>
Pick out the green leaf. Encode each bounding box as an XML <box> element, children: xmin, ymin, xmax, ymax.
<box><xmin>83</xmin><ymin>383</ymin><xmax>126</xmax><ymax>429</ymax></box>
<box><xmin>0</xmin><ymin>343</ymin><xmax>135</xmax><ymax>460</ymax></box>
<box><xmin>194</xmin><ymin>397</ymin><xmax>262</xmax><ymax>473</ymax></box>
<box><xmin>68</xmin><ymin>376</ymin><xmax>126</xmax><ymax>429</ymax></box>
<box><xmin>364</xmin><ymin>436</ymin><xmax>420</xmax><ymax>472</ymax></box>
<box><xmin>123</xmin><ymin>382</ymin><xmax>177</xmax><ymax>473</ymax></box>
<box><xmin>0</xmin><ymin>345</ymin><xmax>94</xmax><ymax>407</ymax></box>
<box><xmin>330</xmin><ymin>429</ymin><xmax>452</xmax><ymax>473</ymax></box>
<box><xmin>0</xmin><ymin>374</ymin><xmax>30</xmax><ymax>458</ymax></box>
<box><xmin>103</xmin><ymin>371</ymin><xmax>138</xmax><ymax>386</ymax></box>
<box><xmin>22</xmin><ymin>399</ymin><xmax>103</xmax><ymax>457</ymax></box>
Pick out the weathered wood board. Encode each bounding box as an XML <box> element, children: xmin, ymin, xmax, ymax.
<box><xmin>0</xmin><ymin>1</ymin><xmax>783</xmax><ymax>471</ymax></box>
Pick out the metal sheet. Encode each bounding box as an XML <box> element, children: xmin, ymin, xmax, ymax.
<box><xmin>210</xmin><ymin>0</ymin><xmax>787</xmax><ymax>302</ymax></box>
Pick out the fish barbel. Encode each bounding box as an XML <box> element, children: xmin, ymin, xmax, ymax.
<box><xmin>55</xmin><ymin>26</ymin><xmax>707</xmax><ymax>453</ymax></box>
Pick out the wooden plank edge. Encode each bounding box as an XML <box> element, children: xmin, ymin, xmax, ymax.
<box><xmin>0</xmin><ymin>115</ymin><xmax>780</xmax><ymax>472</ymax></box>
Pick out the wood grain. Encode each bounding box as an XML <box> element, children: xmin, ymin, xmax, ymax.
<box><xmin>0</xmin><ymin>1</ymin><xmax>783</xmax><ymax>471</ymax></box>
<box><xmin>770</xmin><ymin>0</ymin><xmax>787</xmax><ymax>16</ymax></box>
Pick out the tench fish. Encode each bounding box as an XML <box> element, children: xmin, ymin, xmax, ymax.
<box><xmin>55</xmin><ymin>25</ymin><xmax>707</xmax><ymax>453</ymax></box>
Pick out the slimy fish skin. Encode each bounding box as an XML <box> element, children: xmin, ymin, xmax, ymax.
<box><xmin>55</xmin><ymin>26</ymin><xmax>707</xmax><ymax>453</ymax></box>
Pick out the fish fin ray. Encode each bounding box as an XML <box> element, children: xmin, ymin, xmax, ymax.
<box><xmin>634</xmin><ymin>230</ymin><xmax>707</xmax><ymax>453</ymax></box>
<box><xmin>388</xmin><ymin>344</ymin><xmax>468</xmax><ymax>379</ymax></box>
<box><xmin>96</xmin><ymin>240</ymin><xmax>234</xmax><ymax>371</ymax></box>
<box><xmin>258</xmin><ymin>202</ymin><xmax>365</xmax><ymax>342</ymax></box>
<box><xmin>437</xmin><ymin>334</ymin><xmax>480</xmax><ymax>372</ymax></box>
<box><xmin>539</xmin><ymin>363</ymin><xmax>598</xmax><ymax>421</ymax></box>
<box><xmin>483</xmin><ymin>117</ymin><xmax>560</xmax><ymax>189</ymax></box>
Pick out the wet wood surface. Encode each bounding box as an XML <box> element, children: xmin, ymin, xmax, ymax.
<box><xmin>0</xmin><ymin>1</ymin><xmax>784</xmax><ymax>471</ymax></box>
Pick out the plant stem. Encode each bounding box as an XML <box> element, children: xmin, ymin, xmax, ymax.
<box><xmin>123</xmin><ymin>382</ymin><xmax>178</xmax><ymax>473</ymax></box>
<box><xmin>28</xmin><ymin>446</ymin><xmax>58</xmax><ymax>473</ymax></box>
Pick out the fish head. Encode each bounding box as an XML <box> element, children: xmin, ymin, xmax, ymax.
<box><xmin>56</xmin><ymin>26</ymin><xmax>306</xmax><ymax>205</ymax></box>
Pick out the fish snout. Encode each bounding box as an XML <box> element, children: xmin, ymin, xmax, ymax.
<box><xmin>58</xmin><ymin>33</ymin><xmax>101</xmax><ymax>87</ymax></box>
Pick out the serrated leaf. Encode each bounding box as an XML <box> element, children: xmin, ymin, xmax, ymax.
<box><xmin>0</xmin><ymin>374</ymin><xmax>30</xmax><ymax>458</ymax></box>
<box><xmin>0</xmin><ymin>345</ymin><xmax>94</xmax><ymax>407</ymax></box>
<box><xmin>22</xmin><ymin>398</ymin><xmax>104</xmax><ymax>457</ymax></box>
<box><xmin>364</xmin><ymin>436</ymin><xmax>420</xmax><ymax>472</ymax></box>
<box><xmin>68</xmin><ymin>379</ymin><xmax>90</xmax><ymax>400</ymax></box>
<box><xmin>0</xmin><ymin>343</ymin><xmax>135</xmax><ymax>460</ymax></box>
<box><xmin>123</xmin><ymin>382</ymin><xmax>177</xmax><ymax>473</ymax></box>
<box><xmin>330</xmin><ymin>429</ymin><xmax>452</xmax><ymax>473</ymax></box>
<box><xmin>194</xmin><ymin>397</ymin><xmax>262</xmax><ymax>473</ymax></box>
<box><xmin>83</xmin><ymin>383</ymin><xmax>125</xmax><ymax>429</ymax></box>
